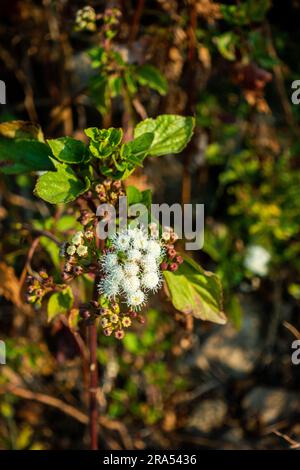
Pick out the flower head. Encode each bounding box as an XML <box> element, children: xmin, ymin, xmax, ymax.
<box><xmin>126</xmin><ymin>289</ymin><xmax>146</xmax><ymax>309</ymax></box>
<box><xmin>123</xmin><ymin>262</ymin><xmax>139</xmax><ymax>277</ymax></box>
<box><xmin>122</xmin><ymin>276</ymin><xmax>140</xmax><ymax>294</ymax></box>
<box><xmin>122</xmin><ymin>316</ymin><xmax>132</xmax><ymax>328</ymax></box>
<box><xmin>72</xmin><ymin>231</ymin><xmax>83</xmax><ymax>245</ymax></box>
<box><xmin>66</xmin><ymin>245</ymin><xmax>76</xmax><ymax>256</ymax></box>
<box><xmin>147</xmin><ymin>240</ymin><xmax>162</xmax><ymax>259</ymax></box>
<box><xmin>99</xmin><ymin>227</ymin><xmax>164</xmax><ymax>311</ymax></box>
<box><xmin>115</xmin><ymin>330</ymin><xmax>125</xmax><ymax>340</ymax></box>
<box><xmin>142</xmin><ymin>271</ymin><xmax>161</xmax><ymax>291</ymax></box>
<box><xmin>77</xmin><ymin>245</ymin><xmax>88</xmax><ymax>257</ymax></box>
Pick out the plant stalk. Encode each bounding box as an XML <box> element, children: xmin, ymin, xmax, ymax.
<box><xmin>88</xmin><ymin>319</ymin><xmax>98</xmax><ymax>450</ymax></box>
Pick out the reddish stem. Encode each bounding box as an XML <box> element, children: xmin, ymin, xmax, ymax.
<box><xmin>88</xmin><ymin>319</ymin><xmax>98</xmax><ymax>450</ymax></box>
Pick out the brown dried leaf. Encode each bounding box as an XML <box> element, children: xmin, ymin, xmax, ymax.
<box><xmin>0</xmin><ymin>262</ymin><xmax>22</xmax><ymax>307</ymax></box>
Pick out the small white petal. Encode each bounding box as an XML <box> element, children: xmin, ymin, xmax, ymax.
<box><xmin>127</xmin><ymin>248</ymin><xmax>142</xmax><ymax>262</ymax></box>
<box><xmin>122</xmin><ymin>276</ymin><xmax>140</xmax><ymax>294</ymax></box>
<box><xmin>123</xmin><ymin>262</ymin><xmax>139</xmax><ymax>277</ymax></box>
<box><xmin>142</xmin><ymin>271</ymin><xmax>160</xmax><ymax>291</ymax></box>
<box><xmin>127</xmin><ymin>289</ymin><xmax>145</xmax><ymax>308</ymax></box>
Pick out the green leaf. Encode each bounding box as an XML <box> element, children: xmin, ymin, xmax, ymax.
<box><xmin>164</xmin><ymin>255</ymin><xmax>226</xmax><ymax>324</ymax></box>
<box><xmin>135</xmin><ymin>64</ymin><xmax>168</xmax><ymax>95</ymax></box>
<box><xmin>47</xmin><ymin>287</ymin><xmax>74</xmax><ymax>322</ymax></box>
<box><xmin>0</xmin><ymin>138</ymin><xmax>54</xmax><ymax>174</ymax></box>
<box><xmin>121</xmin><ymin>132</ymin><xmax>154</xmax><ymax>163</ymax></box>
<box><xmin>213</xmin><ymin>32</ymin><xmax>238</xmax><ymax>61</ymax></box>
<box><xmin>124</xmin><ymin>71</ymin><xmax>137</xmax><ymax>94</ymax></box>
<box><xmin>89</xmin><ymin>75</ymin><xmax>109</xmax><ymax>115</ymax></box>
<box><xmin>47</xmin><ymin>137</ymin><xmax>87</xmax><ymax>164</ymax></box>
<box><xmin>85</xmin><ymin>127</ymin><xmax>123</xmax><ymax>159</ymax></box>
<box><xmin>134</xmin><ymin>115</ymin><xmax>194</xmax><ymax>157</ymax></box>
<box><xmin>108</xmin><ymin>75</ymin><xmax>122</xmax><ymax>97</ymax></box>
<box><xmin>34</xmin><ymin>160</ymin><xmax>90</xmax><ymax>204</ymax></box>
<box><xmin>126</xmin><ymin>185</ymin><xmax>143</xmax><ymax>206</ymax></box>
<box><xmin>0</xmin><ymin>120</ymin><xmax>44</xmax><ymax>141</ymax></box>
<box><xmin>40</xmin><ymin>237</ymin><xmax>61</xmax><ymax>269</ymax></box>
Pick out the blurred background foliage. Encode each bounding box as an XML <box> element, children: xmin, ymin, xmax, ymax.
<box><xmin>1</xmin><ymin>0</ymin><xmax>300</xmax><ymax>450</ymax></box>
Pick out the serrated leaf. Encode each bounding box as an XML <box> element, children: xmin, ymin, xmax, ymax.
<box><xmin>47</xmin><ymin>136</ymin><xmax>87</xmax><ymax>164</ymax></box>
<box><xmin>164</xmin><ymin>255</ymin><xmax>226</xmax><ymax>324</ymax></box>
<box><xmin>85</xmin><ymin>127</ymin><xmax>123</xmax><ymax>159</ymax></box>
<box><xmin>47</xmin><ymin>287</ymin><xmax>74</xmax><ymax>322</ymax></box>
<box><xmin>135</xmin><ymin>64</ymin><xmax>168</xmax><ymax>95</ymax></box>
<box><xmin>134</xmin><ymin>115</ymin><xmax>194</xmax><ymax>157</ymax></box>
<box><xmin>34</xmin><ymin>160</ymin><xmax>90</xmax><ymax>204</ymax></box>
<box><xmin>121</xmin><ymin>132</ymin><xmax>154</xmax><ymax>161</ymax></box>
<box><xmin>0</xmin><ymin>138</ymin><xmax>54</xmax><ymax>174</ymax></box>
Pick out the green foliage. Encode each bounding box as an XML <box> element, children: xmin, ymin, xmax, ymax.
<box><xmin>213</xmin><ymin>32</ymin><xmax>238</xmax><ymax>61</ymax></box>
<box><xmin>34</xmin><ymin>159</ymin><xmax>90</xmax><ymax>204</ymax></box>
<box><xmin>47</xmin><ymin>136</ymin><xmax>88</xmax><ymax>164</ymax></box>
<box><xmin>87</xmin><ymin>44</ymin><xmax>168</xmax><ymax>116</ymax></box>
<box><xmin>0</xmin><ymin>139</ymin><xmax>54</xmax><ymax>174</ymax></box>
<box><xmin>220</xmin><ymin>0</ymin><xmax>271</xmax><ymax>26</ymax></box>
<box><xmin>47</xmin><ymin>286</ymin><xmax>74</xmax><ymax>322</ymax></box>
<box><xmin>134</xmin><ymin>115</ymin><xmax>195</xmax><ymax>157</ymax></box>
<box><xmin>164</xmin><ymin>256</ymin><xmax>226</xmax><ymax>324</ymax></box>
<box><xmin>135</xmin><ymin>64</ymin><xmax>168</xmax><ymax>96</ymax></box>
<box><xmin>85</xmin><ymin>127</ymin><xmax>123</xmax><ymax>159</ymax></box>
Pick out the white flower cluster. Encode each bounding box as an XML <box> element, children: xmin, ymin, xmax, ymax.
<box><xmin>98</xmin><ymin>227</ymin><xmax>164</xmax><ymax>310</ymax></box>
<box><xmin>65</xmin><ymin>231</ymin><xmax>93</xmax><ymax>258</ymax></box>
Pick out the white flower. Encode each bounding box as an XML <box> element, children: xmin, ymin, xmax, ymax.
<box><xmin>102</xmin><ymin>253</ymin><xmax>118</xmax><ymax>272</ymax></box>
<box><xmin>112</xmin><ymin>232</ymin><xmax>131</xmax><ymax>251</ymax></box>
<box><xmin>142</xmin><ymin>271</ymin><xmax>160</xmax><ymax>291</ymax></box>
<box><xmin>122</xmin><ymin>276</ymin><xmax>140</xmax><ymax>294</ymax></box>
<box><xmin>127</xmin><ymin>248</ymin><xmax>142</xmax><ymax>262</ymax></box>
<box><xmin>66</xmin><ymin>245</ymin><xmax>76</xmax><ymax>256</ymax></box>
<box><xmin>162</xmin><ymin>231</ymin><xmax>171</xmax><ymax>241</ymax></box>
<box><xmin>99</xmin><ymin>277</ymin><xmax>120</xmax><ymax>299</ymax></box>
<box><xmin>142</xmin><ymin>253</ymin><xmax>158</xmax><ymax>271</ymax></box>
<box><xmin>127</xmin><ymin>289</ymin><xmax>145</xmax><ymax>308</ymax></box>
<box><xmin>162</xmin><ymin>226</ymin><xmax>172</xmax><ymax>233</ymax></box>
<box><xmin>150</xmin><ymin>229</ymin><xmax>159</xmax><ymax>239</ymax></box>
<box><xmin>110</xmin><ymin>265</ymin><xmax>124</xmax><ymax>284</ymax></box>
<box><xmin>123</xmin><ymin>262</ymin><xmax>139</xmax><ymax>277</ymax></box>
<box><xmin>85</xmin><ymin>231</ymin><xmax>94</xmax><ymax>240</ymax></box>
<box><xmin>244</xmin><ymin>245</ymin><xmax>271</xmax><ymax>276</ymax></box>
<box><xmin>132</xmin><ymin>230</ymin><xmax>148</xmax><ymax>250</ymax></box>
<box><xmin>146</xmin><ymin>240</ymin><xmax>162</xmax><ymax>258</ymax></box>
<box><xmin>99</xmin><ymin>227</ymin><xmax>164</xmax><ymax>308</ymax></box>
<box><xmin>77</xmin><ymin>245</ymin><xmax>88</xmax><ymax>257</ymax></box>
<box><xmin>72</xmin><ymin>231</ymin><xmax>83</xmax><ymax>245</ymax></box>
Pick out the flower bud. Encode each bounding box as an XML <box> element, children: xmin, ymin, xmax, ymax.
<box><xmin>169</xmin><ymin>262</ymin><xmax>178</xmax><ymax>272</ymax></box>
<box><xmin>168</xmin><ymin>248</ymin><xmax>177</xmax><ymax>259</ymax></box>
<box><xmin>73</xmin><ymin>266</ymin><xmax>84</xmax><ymax>276</ymax></box>
<box><xmin>160</xmin><ymin>261</ymin><xmax>168</xmax><ymax>271</ymax></box>
<box><xmin>80</xmin><ymin>309</ymin><xmax>91</xmax><ymax>320</ymax></box>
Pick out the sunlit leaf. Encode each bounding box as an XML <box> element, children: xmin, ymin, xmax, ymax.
<box><xmin>134</xmin><ymin>115</ymin><xmax>194</xmax><ymax>157</ymax></box>
<box><xmin>164</xmin><ymin>256</ymin><xmax>226</xmax><ymax>324</ymax></box>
